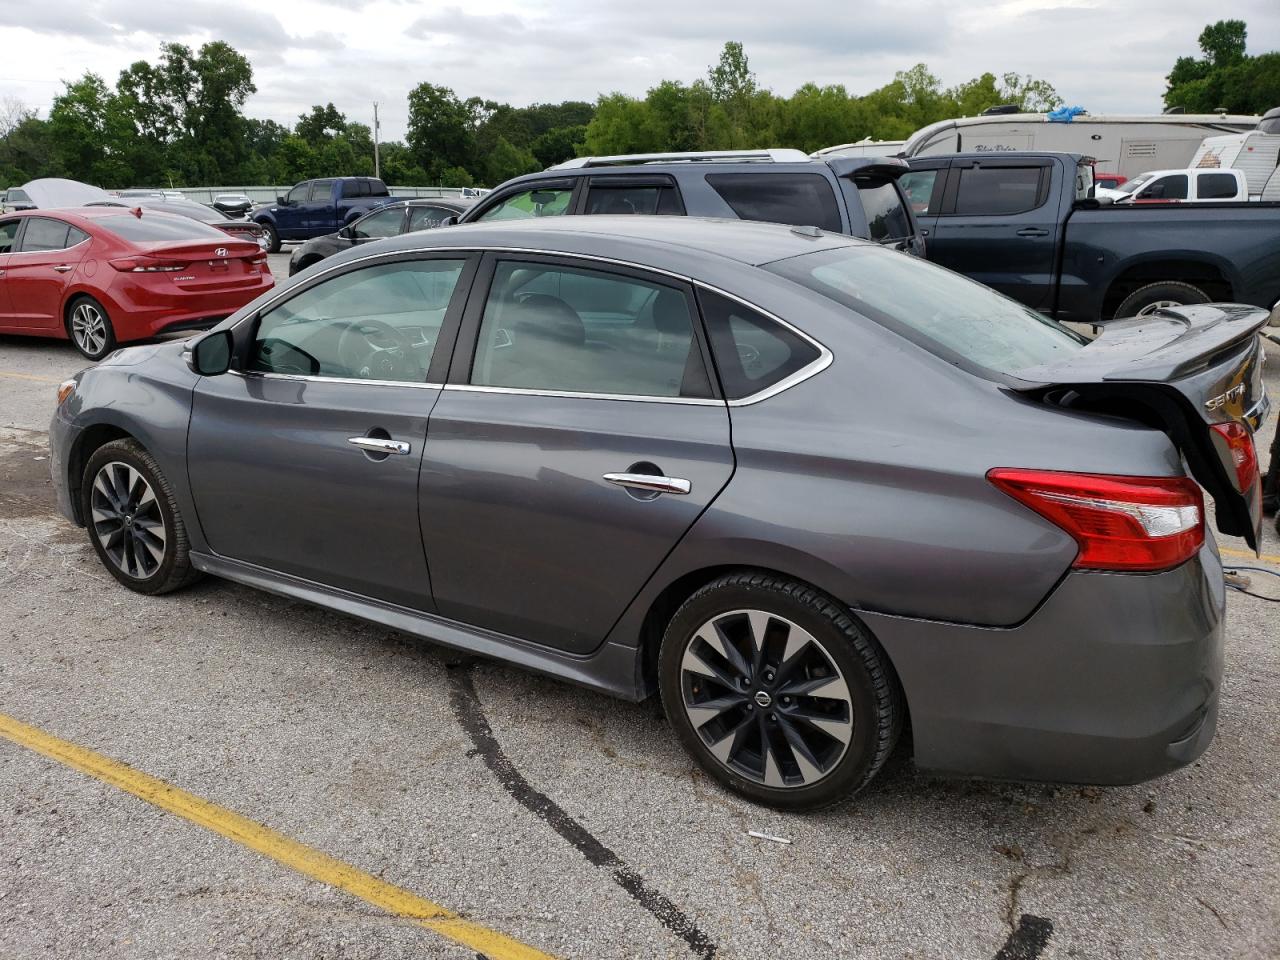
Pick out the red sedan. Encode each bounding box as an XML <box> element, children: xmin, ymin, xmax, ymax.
<box><xmin>0</xmin><ymin>207</ymin><xmax>274</xmax><ymax>359</ymax></box>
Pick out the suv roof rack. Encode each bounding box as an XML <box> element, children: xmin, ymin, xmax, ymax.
<box><xmin>550</xmin><ymin>149</ymin><xmax>813</xmax><ymax>169</ymax></box>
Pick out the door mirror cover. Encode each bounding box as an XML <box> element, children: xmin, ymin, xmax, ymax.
<box><xmin>192</xmin><ymin>329</ymin><xmax>234</xmax><ymax>376</ymax></box>
<box><xmin>277</xmin><ymin>196</ymin><xmax>288</xmax><ymax>206</ymax></box>
<box><xmin>440</xmin><ymin>215</ymin><xmax>459</xmax><ymax>227</ymax></box>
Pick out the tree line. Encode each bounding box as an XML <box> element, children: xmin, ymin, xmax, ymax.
<box><xmin>0</xmin><ymin>25</ymin><xmax>1272</xmax><ymax>192</ymax></box>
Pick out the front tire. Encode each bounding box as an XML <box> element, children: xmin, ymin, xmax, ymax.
<box><xmin>658</xmin><ymin>572</ymin><xmax>903</xmax><ymax>810</ymax></box>
<box><xmin>261</xmin><ymin>222</ymin><xmax>281</xmax><ymax>253</ymax></box>
<box><xmin>1114</xmin><ymin>281</ymin><xmax>1211</xmax><ymax>319</ymax></box>
<box><xmin>81</xmin><ymin>439</ymin><xmax>201</xmax><ymax>595</ymax></box>
<box><xmin>66</xmin><ymin>296</ymin><xmax>117</xmax><ymax>360</ymax></box>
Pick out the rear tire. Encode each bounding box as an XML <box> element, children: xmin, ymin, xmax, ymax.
<box><xmin>658</xmin><ymin>572</ymin><xmax>903</xmax><ymax>810</ymax></box>
<box><xmin>81</xmin><ymin>439</ymin><xmax>202</xmax><ymax>595</ymax></box>
<box><xmin>1114</xmin><ymin>281</ymin><xmax>1211</xmax><ymax>319</ymax></box>
<box><xmin>66</xmin><ymin>295</ymin><xmax>117</xmax><ymax>361</ymax></box>
<box><xmin>261</xmin><ymin>222</ymin><xmax>280</xmax><ymax>253</ymax></box>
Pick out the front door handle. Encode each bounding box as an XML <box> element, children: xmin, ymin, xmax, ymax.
<box><xmin>52</xmin><ymin>264</ymin><xmax>73</xmax><ymax>273</ymax></box>
<box><xmin>603</xmin><ymin>472</ymin><xmax>691</xmax><ymax>496</ymax></box>
<box><xmin>347</xmin><ymin>436</ymin><xmax>410</xmax><ymax>456</ymax></box>
<box><xmin>1016</xmin><ymin>227</ymin><xmax>1049</xmax><ymax>237</ymax></box>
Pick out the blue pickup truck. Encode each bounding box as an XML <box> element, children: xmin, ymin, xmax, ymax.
<box><xmin>901</xmin><ymin>152</ymin><xmax>1280</xmax><ymax>321</ymax></box>
<box><xmin>252</xmin><ymin>177</ymin><xmax>396</xmax><ymax>252</ymax></box>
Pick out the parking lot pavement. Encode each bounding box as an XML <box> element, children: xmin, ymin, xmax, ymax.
<box><xmin>1</xmin><ymin>335</ymin><xmax>1278</xmax><ymax>960</ymax></box>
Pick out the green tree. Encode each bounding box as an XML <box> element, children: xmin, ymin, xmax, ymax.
<box><xmin>406</xmin><ymin>82</ymin><xmax>478</xmax><ymax>180</ymax></box>
<box><xmin>1165</xmin><ymin>20</ymin><xmax>1278</xmax><ymax>113</ymax></box>
<box><xmin>295</xmin><ymin>103</ymin><xmax>347</xmax><ymax>143</ymax></box>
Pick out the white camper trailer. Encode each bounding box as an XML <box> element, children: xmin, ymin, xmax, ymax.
<box><xmin>1189</xmin><ymin>107</ymin><xmax>1280</xmax><ymax>198</ymax></box>
<box><xmin>900</xmin><ymin>109</ymin><xmax>1259</xmax><ymax>178</ymax></box>
<box><xmin>811</xmin><ymin>139</ymin><xmax>907</xmax><ymax>159</ymax></box>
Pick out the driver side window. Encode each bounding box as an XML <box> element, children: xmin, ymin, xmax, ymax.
<box><xmin>249</xmin><ymin>259</ymin><xmax>465</xmax><ymax>383</ymax></box>
<box><xmin>285</xmin><ymin>184</ymin><xmax>309</xmax><ymax>205</ymax></box>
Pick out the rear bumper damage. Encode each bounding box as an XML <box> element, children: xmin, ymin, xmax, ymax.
<box><xmin>864</xmin><ymin>542</ymin><xmax>1225</xmax><ymax>785</ymax></box>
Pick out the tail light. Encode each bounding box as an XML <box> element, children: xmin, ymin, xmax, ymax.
<box><xmin>988</xmin><ymin>469</ymin><xmax>1204</xmax><ymax>571</ymax></box>
<box><xmin>1209</xmin><ymin>422</ymin><xmax>1258</xmax><ymax>492</ymax></box>
<box><xmin>110</xmin><ymin>257</ymin><xmax>188</xmax><ymax>272</ymax></box>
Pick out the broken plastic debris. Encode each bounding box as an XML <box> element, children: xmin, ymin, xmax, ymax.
<box><xmin>747</xmin><ymin>830</ymin><xmax>791</xmax><ymax>845</ymax></box>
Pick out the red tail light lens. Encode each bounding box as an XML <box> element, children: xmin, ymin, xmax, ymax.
<box><xmin>988</xmin><ymin>469</ymin><xmax>1204</xmax><ymax>571</ymax></box>
<box><xmin>1209</xmin><ymin>422</ymin><xmax>1258</xmax><ymax>492</ymax></box>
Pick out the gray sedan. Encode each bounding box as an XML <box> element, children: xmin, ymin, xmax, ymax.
<box><xmin>49</xmin><ymin>217</ymin><xmax>1269</xmax><ymax>809</ymax></box>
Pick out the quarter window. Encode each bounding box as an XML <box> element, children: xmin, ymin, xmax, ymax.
<box><xmin>584</xmin><ymin>185</ymin><xmax>684</xmax><ymax>216</ymax></box>
<box><xmin>351</xmin><ymin>207</ymin><xmax>404</xmax><ymax>239</ymax></box>
<box><xmin>470</xmin><ymin>260</ymin><xmax>711</xmax><ymax>398</ymax></box>
<box><xmin>706</xmin><ymin>173</ymin><xmax>842</xmax><ymax>232</ymax></box>
<box><xmin>953</xmin><ymin>166</ymin><xmax>1045</xmax><ymax>215</ymax></box>
<box><xmin>476</xmin><ymin>187</ymin><xmax>574</xmax><ymax>221</ymax></box>
<box><xmin>249</xmin><ymin>259</ymin><xmax>465</xmax><ymax>382</ymax></box>
<box><xmin>17</xmin><ymin>217</ymin><xmax>70</xmax><ymax>252</ymax></box>
<box><xmin>698</xmin><ymin>291</ymin><xmax>820</xmax><ymax>400</ymax></box>
<box><xmin>0</xmin><ymin>221</ymin><xmax>18</xmax><ymax>253</ymax></box>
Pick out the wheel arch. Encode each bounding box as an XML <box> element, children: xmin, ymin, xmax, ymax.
<box><xmin>66</xmin><ymin>424</ymin><xmax>139</xmax><ymax>525</ymax></box>
<box><xmin>1101</xmin><ymin>255</ymin><xmax>1237</xmax><ymax>320</ymax></box>
<box><xmin>633</xmin><ymin>561</ymin><xmax>914</xmax><ymax>762</ymax></box>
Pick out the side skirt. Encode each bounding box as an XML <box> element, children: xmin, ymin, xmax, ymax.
<box><xmin>189</xmin><ymin>551</ymin><xmax>645</xmax><ymax>701</ymax></box>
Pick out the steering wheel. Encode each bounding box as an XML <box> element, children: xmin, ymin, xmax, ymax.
<box><xmin>336</xmin><ymin>319</ymin><xmax>423</xmax><ymax>381</ymax></box>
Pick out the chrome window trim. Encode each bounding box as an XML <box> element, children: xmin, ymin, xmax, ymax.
<box><xmin>9</xmin><ymin>234</ymin><xmax>92</xmax><ymax>257</ymax></box>
<box><xmin>228</xmin><ymin>369</ymin><xmax>444</xmax><ymax>390</ymax></box>
<box><xmin>443</xmin><ymin>383</ymin><xmax>724</xmax><ymax>406</ymax></box>
<box><xmin>228</xmin><ymin>244</ymin><xmax>833</xmax><ymax>406</ymax></box>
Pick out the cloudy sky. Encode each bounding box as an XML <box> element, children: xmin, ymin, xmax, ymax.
<box><xmin>0</xmin><ymin>0</ymin><xmax>1277</xmax><ymax>142</ymax></box>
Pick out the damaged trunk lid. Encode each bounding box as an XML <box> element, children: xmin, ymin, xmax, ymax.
<box><xmin>1011</xmin><ymin>303</ymin><xmax>1270</xmax><ymax>550</ymax></box>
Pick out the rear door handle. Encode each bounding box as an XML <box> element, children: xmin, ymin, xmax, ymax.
<box><xmin>52</xmin><ymin>264</ymin><xmax>73</xmax><ymax>273</ymax></box>
<box><xmin>347</xmin><ymin>436</ymin><xmax>410</xmax><ymax>456</ymax></box>
<box><xmin>603</xmin><ymin>472</ymin><xmax>691</xmax><ymax>495</ymax></box>
<box><xmin>1016</xmin><ymin>228</ymin><xmax>1049</xmax><ymax>237</ymax></box>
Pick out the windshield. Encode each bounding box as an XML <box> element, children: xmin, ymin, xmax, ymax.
<box><xmin>1116</xmin><ymin>174</ymin><xmax>1152</xmax><ymax>195</ymax></box>
<box><xmin>765</xmin><ymin>245</ymin><xmax>1084</xmax><ymax>378</ymax></box>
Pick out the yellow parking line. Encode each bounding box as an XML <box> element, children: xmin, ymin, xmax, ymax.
<box><xmin>0</xmin><ymin>712</ymin><xmax>557</xmax><ymax>960</ymax></box>
<box><xmin>0</xmin><ymin>370</ymin><xmax>62</xmax><ymax>384</ymax></box>
<box><xmin>1220</xmin><ymin>546</ymin><xmax>1280</xmax><ymax>566</ymax></box>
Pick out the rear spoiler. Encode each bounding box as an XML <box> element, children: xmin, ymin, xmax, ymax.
<box><xmin>826</xmin><ymin>157</ymin><xmax>910</xmax><ymax>181</ymax></box>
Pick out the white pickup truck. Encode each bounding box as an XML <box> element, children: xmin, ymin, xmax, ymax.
<box><xmin>1097</xmin><ymin>167</ymin><xmax>1249</xmax><ymax>203</ymax></box>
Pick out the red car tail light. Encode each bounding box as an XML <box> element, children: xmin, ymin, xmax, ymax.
<box><xmin>1209</xmin><ymin>422</ymin><xmax>1258</xmax><ymax>493</ymax></box>
<box><xmin>110</xmin><ymin>257</ymin><xmax>188</xmax><ymax>273</ymax></box>
<box><xmin>988</xmin><ymin>469</ymin><xmax>1204</xmax><ymax>571</ymax></box>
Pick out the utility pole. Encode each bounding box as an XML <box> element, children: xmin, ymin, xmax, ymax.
<box><xmin>373</xmin><ymin>102</ymin><xmax>381</xmax><ymax>181</ymax></box>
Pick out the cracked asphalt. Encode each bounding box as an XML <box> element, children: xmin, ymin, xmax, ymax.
<box><xmin>1</xmin><ymin>290</ymin><xmax>1278</xmax><ymax>959</ymax></box>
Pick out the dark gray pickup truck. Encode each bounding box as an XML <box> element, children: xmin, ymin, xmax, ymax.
<box><xmin>901</xmin><ymin>152</ymin><xmax>1280</xmax><ymax>322</ymax></box>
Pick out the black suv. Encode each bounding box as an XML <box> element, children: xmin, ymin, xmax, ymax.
<box><xmin>458</xmin><ymin>149</ymin><xmax>923</xmax><ymax>254</ymax></box>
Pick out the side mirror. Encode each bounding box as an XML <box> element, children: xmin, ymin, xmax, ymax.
<box><xmin>191</xmin><ymin>329</ymin><xmax>233</xmax><ymax>376</ymax></box>
<box><xmin>338</xmin><ymin>226</ymin><xmax>353</xmax><ymax>239</ymax></box>
<box><xmin>277</xmin><ymin>196</ymin><xmax>288</xmax><ymax>206</ymax></box>
<box><xmin>440</xmin><ymin>215</ymin><xmax>459</xmax><ymax>227</ymax></box>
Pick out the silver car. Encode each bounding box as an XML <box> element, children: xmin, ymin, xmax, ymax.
<box><xmin>49</xmin><ymin>216</ymin><xmax>1268</xmax><ymax>809</ymax></box>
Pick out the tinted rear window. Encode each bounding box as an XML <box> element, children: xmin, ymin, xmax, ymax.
<box><xmin>98</xmin><ymin>214</ymin><xmax>228</xmax><ymax>243</ymax></box>
<box><xmin>1197</xmin><ymin>173</ymin><xmax>1239</xmax><ymax>199</ymax></box>
<box><xmin>706</xmin><ymin>173</ymin><xmax>842</xmax><ymax>232</ymax></box>
<box><xmin>369</xmin><ymin>180</ymin><xmax>390</xmax><ymax>197</ymax></box>
<box><xmin>855</xmin><ymin>181</ymin><xmax>911</xmax><ymax>241</ymax></box>
<box><xmin>765</xmin><ymin>245</ymin><xmax>1083</xmax><ymax>378</ymax></box>
<box><xmin>953</xmin><ymin>166</ymin><xmax>1045</xmax><ymax>215</ymax></box>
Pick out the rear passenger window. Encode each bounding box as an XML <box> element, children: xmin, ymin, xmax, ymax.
<box><xmin>1197</xmin><ymin>173</ymin><xmax>1238</xmax><ymax>199</ymax></box>
<box><xmin>953</xmin><ymin>167</ymin><xmax>1044</xmax><ymax>215</ymax></box>
<box><xmin>309</xmin><ymin>180</ymin><xmax>336</xmax><ymax>201</ymax></box>
<box><xmin>470</xmin><ymin>260</ymin><xmax>712</xmax><ymax>398</ymax></box>
<box><xmin>898</xmin><ymin>170</ymin><xmax>938</xmax><ymax>213</ymax></box>
<box><xmin>584</xmin><ymin>185</ymin><xmax>684</xmax><ymax>216</ymax></box>
<box><xmin>698</xmin><ymin>290</ymin><xmax>821</xmax><ymax>400</ymax></box>
<box><xmin>706</xmin><ymin>173</ymin><xmax>842</xmax><ymax>232</ymax></box>
<box><xmin>855</xmin><ymin>181</ymin><xmax>912</xmax><ymax>242</ymax></box>
<box><xmin>18</xmin><ymin>217</ymin><xmax>70</xmax><ymax>252</ymax></box>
